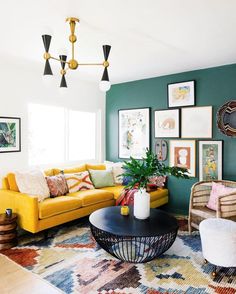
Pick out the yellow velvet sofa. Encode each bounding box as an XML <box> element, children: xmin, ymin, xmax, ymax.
<box><xmin>0</xmin><ymin>163</ymin><xmax>168</xmax><ymax>234</ymax></box>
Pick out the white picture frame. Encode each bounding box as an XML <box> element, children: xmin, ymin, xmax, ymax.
<box><xmin>181</xmin><ymin>106</ymin><xmax>212</xmax><ymax>138</ymax></box>
<box><xmin>168</xmin><ymin>80</ymin><xmax>195</xmax><ymax>108</ymax></box>
<box><xmin>169</xmin><ymin>140</ymin><xmax>196</xmax><ymax>177</ymax></box>
<box><xmin>199</xmin><ymin>140</ymin><xmax>223</xmax><ymax>181</ymax></box>
<box><xmin>154</xmin><ymin>109</ymin><xmax>180</xmax><ymax>138</ymax></box>
<box><xmin>118</xmin><ymin>108</ymin><xmax>150</xmax><ymax>159</ymax></box>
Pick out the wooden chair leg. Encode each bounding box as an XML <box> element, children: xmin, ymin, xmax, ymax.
<box><xmin>188</xmin><ymin>218</ymin><xmax>192</xmax><ymax>235</ymax></box>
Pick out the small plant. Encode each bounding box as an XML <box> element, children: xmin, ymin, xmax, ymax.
<box><xmin>122</xmin><ymin>149</ymin><xmax>189</xmax><ymax>190</ymax></box>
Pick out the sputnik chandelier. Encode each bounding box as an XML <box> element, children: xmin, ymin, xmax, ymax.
<box><xmin>42</xmin><ymin>17</ymin><xmax>111</xmax><ymax>92</ymax></box>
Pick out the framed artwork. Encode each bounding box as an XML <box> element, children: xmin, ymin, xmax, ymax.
<box><xmin>168</xmin><ymin>80</ymin><xmax>195</xmax><ymax>108</ymax></box>
<box><xmin>154</xmin><ymin>109</ymin><xmax>180</xmax><ymax>138</ymax></box>
<box><xmin>181</xmin><ymin>106</ymin><xmax>212</xmax><ymax>138</ymax></box>
<box><xmin>169</xmin><ymin>140</ymin><xmax>196</xmax><ymax>177</ymax></box>
<box><xmin>118</xmin><ymin>108</ymin><xmax>150</xmax><ymax>159</ymax></box>
<box><xmin>199</xmin><ymin>140</ymin><xmax>223</xmax><ymax>181</ymax></box>
<box><xmin>0</xmin><ymin>117</ymin><xmax>21</xmax><ymax>153</ymax></box>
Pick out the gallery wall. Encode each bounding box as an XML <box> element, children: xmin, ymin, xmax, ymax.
<box><xmin>106</xmin><ymin>63</ymin><xmax>236</xmax><ymax>215</ymax></box>
<box><xmin>0</xmin><ymin>58</ymin><xmax>105</xmax><ymax>187</ymax></box>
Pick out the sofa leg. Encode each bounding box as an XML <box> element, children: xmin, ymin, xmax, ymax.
<box><xmin>204</xmin><ymin>259</ymin><xmax>208</xmax><ymax>264</ymax></box>
<box><xmin>44</xmin><ymin>230</ymin><xmax>49</xmax><ymax>240</ymax></box>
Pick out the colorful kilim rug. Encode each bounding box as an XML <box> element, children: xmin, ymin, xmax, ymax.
<box><xmin>1</xmin><ymin>218</ymin><xmax>236</xmax><ymax>294</ymax></box>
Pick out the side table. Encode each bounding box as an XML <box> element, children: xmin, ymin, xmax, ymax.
<box><xmin>0</xmin><ymin>213</ymin><xmax>18</xmax><ymax>250</ymax></box>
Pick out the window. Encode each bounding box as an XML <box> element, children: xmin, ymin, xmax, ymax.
<box><xmin>28</xmin><ymin>103</ymin><xmax>98</xmax><ymax>166</ymax></box>
<box><xmin>68</xmin><ymin>110</ymin><xmax>96</xmax><ymax>161</ymax></box>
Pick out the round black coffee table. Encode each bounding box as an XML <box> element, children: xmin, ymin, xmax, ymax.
<box><xmin>89</xmin><ymin>206</ymin><xmax>178</xmax><ymax>263</ymax></box>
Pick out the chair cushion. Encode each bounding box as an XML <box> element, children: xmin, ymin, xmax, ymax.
<box><xmin>68</xmin><ymin>189</ymin><xmax>114</xmax><ymax>206</ymax></box>
<box><xmin>207</xmin><ymin>182</ymin><xmax>236</xmax><ymax>210</ymax></box>
<box><xmin>191</xmin><ymin>206</ymin><xmax>216</xmax><ymax>219</ymax></box>
<box><xmin>39</xmin><ymin>196</ymin><xmax>82</xmax><ymax>219</ymax></box>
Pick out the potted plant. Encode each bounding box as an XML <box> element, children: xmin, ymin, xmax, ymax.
<box><xmin>122</xmin><ymin>149</ymin><xmax>189</xmax><ymax>219</ymax></box>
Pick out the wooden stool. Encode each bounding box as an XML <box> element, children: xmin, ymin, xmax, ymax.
<box><xmin>0</xmin><ymin>213</ymin><xmax>18</xmax><ymax>250</ymax></box>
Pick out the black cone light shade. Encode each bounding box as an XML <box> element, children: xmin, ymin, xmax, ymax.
<box><xmin>60</xmin><ymin>75</ymin><xmax>67</xmax><ymax>88</ymax></box>
<box><xmin>59</xmin><ymin>55</ymin><xmax>67</xmax><ymax>88</ymax></box>
<box><xmin>42</xmin><ymin>35</ymin><xmax>52</xmax><ymax>52</ymax></box>
<box><xmin>42</xmin><ymin>34</ymin><xmax>53</xmax><ymax>75</ymax></box>
<box><xmin>101</xmin><ymin>67</ymin><xmax>109</xmax><ymax>81</ymax></box>
<box><xmin>103</xmin><ymin>45</ymin><xmax>111</xmax><ymax>61</ymax></box>
<box><xmin>44</xmin><ymin>59</ymin><xmax>53</xmax><ymax>75</ymax></box>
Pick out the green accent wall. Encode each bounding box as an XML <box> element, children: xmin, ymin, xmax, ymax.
<box><xmin>106</xmin><ymin>64</ymin><xmax>236</xmax><ymax>215</ymax></box>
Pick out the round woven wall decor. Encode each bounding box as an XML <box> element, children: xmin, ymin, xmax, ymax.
<box><xmin>217</xmin><ymin>100</ymin><xmax>236</xmax><ymax>137</ymax></box>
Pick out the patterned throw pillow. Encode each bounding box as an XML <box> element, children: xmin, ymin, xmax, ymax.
<box><xmin>148</xmin><ymin>176</ymin><xmax>167</xmax><ymax>188</ymax></box>
<box><xmin>46</xmin><ymin>175</ymin><xmax>68</xmax><ymax>197</ymax></box>
<box><xmin>105</xmin><ymin>161</ymin><xmax>124</xmax><ymax>185</ymax></box>
<box><xmin>64</xmin><ymin>171</ymin><xmax>95</xmax><ymax>193</ymax></box>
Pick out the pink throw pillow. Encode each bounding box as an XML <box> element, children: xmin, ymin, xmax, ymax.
<box><xmin>206</xmin><ymin>182</ymin><xmax>236</xmax><ymax>210</ymax></box>
<box><xmin>46</xmin><ymin>175</ymin><xmax>68</xmax><ymax>197</ymax></box>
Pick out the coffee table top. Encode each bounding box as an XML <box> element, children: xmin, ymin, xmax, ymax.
<box><xmin>89</xmin><ymin>206</ymin><xmax>178</xmax><ymax>237</ymax></box>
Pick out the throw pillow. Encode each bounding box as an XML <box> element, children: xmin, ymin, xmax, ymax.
<box><xmin>149</xmin><ymin>176</ymin><xmax>167</xmax><ymax>188</ymax></box>
<box><xmin>64</xmin><ymin>171</ymin><xmax>95</xmax><ymax>193</ymax></box>
<box><xmin>89</xmin><ymin>169</ymin><xmax>115</xmax><ymax>188</ymax></box>
<box><xmin>105</xmin><ymin>161</ymin><xmax>124</xmax><ymax>185</ymax></box>
<box><xmin>15</xmin><ymin>170</ymin><xmax>50</xmax><ymax>202</ymax></box>
<box><xmin>46</xmin><ymin>174</ymin><xmax>68</xmax><ymax>197</ymax></box>
<box><xmin>207</xmin><ymin>182</ymin><xmax>236</xmax><ymax>210</ymax></box>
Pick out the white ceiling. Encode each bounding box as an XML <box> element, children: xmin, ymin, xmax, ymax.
<box><xmin>1</xmin><ymin>0</ymin><xmax>236</xmax><ymax>84</ymax></box>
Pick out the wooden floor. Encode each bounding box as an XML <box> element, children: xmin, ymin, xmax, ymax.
<box><xmin>0</xmin><ymin>255</ymin><xmax>62</xmax><ymax>294</ymax></box>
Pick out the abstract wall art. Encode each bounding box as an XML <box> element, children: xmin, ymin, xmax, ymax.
<box><xmin>168</xmin><ymin>80</ymin><xmax>195</xmax><ymax>108</ymax></box>
<box><xmin>118</xmin><ymin>108</ymin><xmax>150</xmax><ymax>159</ymax></box>
<box><xmin>199</xmin><ymin>140</ymin><xmax>223</xmax><ymax>181</ymax></box>
<box><xmin>154</xmin><ymin>109</ymin><xmax>180</xmax><ymax>138</ymax></box>
<box><xmin>169</xmin><ymin>140</ymin><xmax>196</xmax><ymax>177</ymax></box>
<box><xmin>0</xmin><ymin>117</ymin><xmax>21</xmax><ymax>153</ymax></box>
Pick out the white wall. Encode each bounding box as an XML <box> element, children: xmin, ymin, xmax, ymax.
<box><xmin>0</xmin><ymin>59</ymin><xmax>105</xmax><ymax>184</ymax></box>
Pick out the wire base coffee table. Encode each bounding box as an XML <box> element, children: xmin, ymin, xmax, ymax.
<box><xmin>89</xmin><ymin>206</ymin><xmax>178</xmax><ymax>263</ymax></box>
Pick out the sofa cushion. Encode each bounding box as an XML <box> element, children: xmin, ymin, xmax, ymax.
<box><xmin>44</xmin><ymin>169</ymin><xmax>54</xmax><ymax>176</ymax></box>
<box><xmin>86</xmin><ymin>163</ymin><xmax>106</xmax><ymax>170</ymax></box>
<box><xmin>149</xmin><ymin>188</ymin><xmax>168</xmax><ymax>202</ymax></box>
<box><xmin>39</xmin><ymin>196</ymin><xmax>82</xmax><ymax>219</ymax></box>
<box><xmin>100</xmin><ymin>186</ymin><xmax>124</xmax><ymax>200</ymax></box>
<box><xmin>68</xmin><ymin>189</ymin><xmax>114</xmax><ymax>207</ymax></box>
<box><xmin>53</xmin><ymin>164</ymin><xmax>87</xmax><ymax>175</ymax></box>
<box><xmin>7</xmin><ymin>173</ymin><xmax>19</xmax><ymax>192</ymax></box>
<box><xmin>101</xmin><ymin>186</ymin><xmax>168</xmax><ymax>202</ymax></box>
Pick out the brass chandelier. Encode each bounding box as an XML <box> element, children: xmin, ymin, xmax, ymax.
<box><xmin>42</xmin><ymin>17</ymin><xmax>111</xmax><ymax>92</ymax></box>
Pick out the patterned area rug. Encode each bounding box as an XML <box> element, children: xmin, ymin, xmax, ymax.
<box><xmin>1</xmin><ymin>218</ymin><xmax>236</xmax><ymax>294</ymax></box>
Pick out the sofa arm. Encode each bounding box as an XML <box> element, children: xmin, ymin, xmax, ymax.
<box><xmin>217</xmin><ymin>192</ymin><xmax>236</xmax><ymax>218</ymax></box>
<box><xmin>0</xmin><ymin>189</ymin><xmax>39</xmax><ymax>233</ymax></box>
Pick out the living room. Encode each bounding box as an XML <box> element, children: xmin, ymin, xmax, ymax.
<box><xmin>0</xmin><ymin>1</ymin><xmax>236</xmax><ymax>293</ymax></box>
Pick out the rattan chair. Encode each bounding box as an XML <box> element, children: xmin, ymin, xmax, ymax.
<box><xmin>188</xmin><ymin>180</ymin><xmax>236</xmax><ymax>234</ymax></box>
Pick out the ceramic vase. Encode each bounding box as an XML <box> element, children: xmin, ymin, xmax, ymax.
<box><xmin>134</xmin><ymin>188</ymin><xmax>150</xmax><ymax>220</ymax></box>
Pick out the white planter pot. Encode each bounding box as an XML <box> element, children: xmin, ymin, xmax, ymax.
<box><xmin>134</xmin><ymin>188</ymin><xmax>150</xmax><ymax>220</ymax></box>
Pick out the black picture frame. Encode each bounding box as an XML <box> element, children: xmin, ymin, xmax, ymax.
<box><xmin>167</xmin><ymin>80</ymin><xmax>196</xmax><ymax>108</ymax></box>
<box><xmin>154</xmin><ymin>108</ymin><xmax>180</xmax><ymax>138</ymax></box>
<box><xmin>0</xmin><ymin>117</ymin><xmax>21</xmax><ymax>153</ymax></box>
<box><xmin>118</xmin><ymin>107</ymin><xmax>151</xmax><ymax>159</ymax></box>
